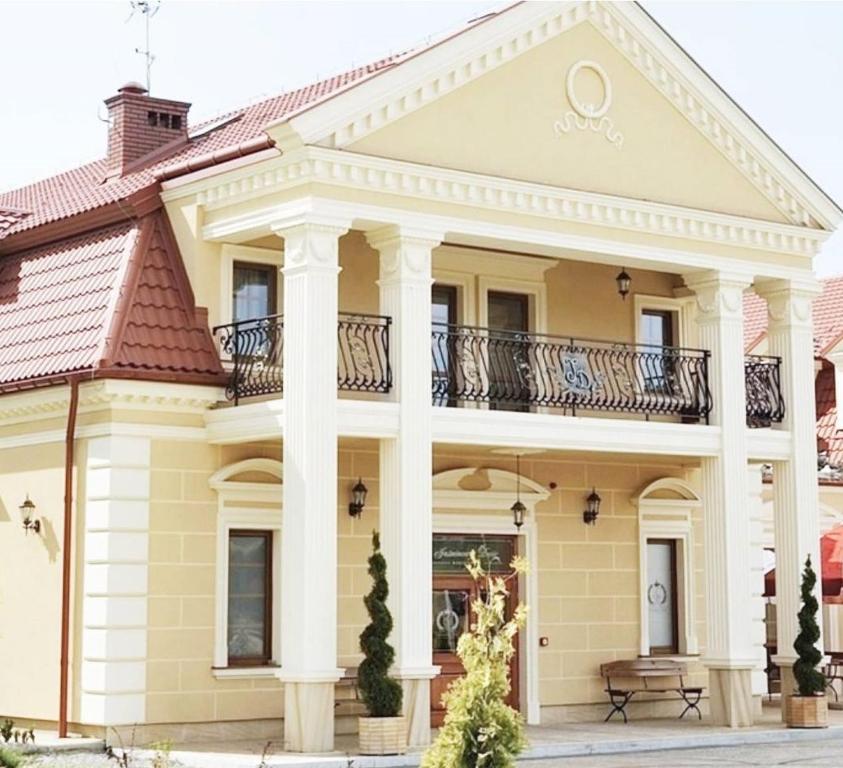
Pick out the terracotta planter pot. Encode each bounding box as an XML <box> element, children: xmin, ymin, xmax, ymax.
<box><xmin>358</xmin><ymin>716</ymin><xmax>407</xmax><ymax>755</ymax></box>
<box><xmin>787</xmin><ymin>693</ymin><xmax>828</xmax><ymax>728</ymax></box>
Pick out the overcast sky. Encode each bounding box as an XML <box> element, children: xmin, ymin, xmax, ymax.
<box><xmin>2</xmin><ymin>1</ymin><xmax>842</xmax><ymax>275</ymax></box>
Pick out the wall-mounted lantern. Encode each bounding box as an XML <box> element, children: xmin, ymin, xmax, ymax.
<box><xmin>348</xmin><ymin>478</ymin><xmax>368</xmax><ymax>518</ymax></box>
<box><xmin>583</xmin><ymin>488</ymin><xmax>602</xmax><ymax>526</ymax></box>
<box><xmin>615</xmin><ymin>268</ymin><xmax>631</xmax><ymax>300</ymax></box>
<box><xmin>20</xmin><ymin>495</ymin><xmax>40</xmax><ymax>534</ymax></box>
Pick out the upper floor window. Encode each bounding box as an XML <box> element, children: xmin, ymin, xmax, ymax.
<box><xmin>233</xmin><ymin>261</ymin><xmax>277</xmax><ymax>323</ymax></box>
<box><xmin>640</xmin><ymin>309</ymin><xmax>676</xmax><ymax>349</ymax></box>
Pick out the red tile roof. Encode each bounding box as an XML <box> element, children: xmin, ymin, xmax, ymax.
<box><xmin>816</xmin><ymin>365</ymin><xmax>843</xmax><ymax>466</ymax></box>
<box><xmin>0</xmin><ymin>57</ymin><xmax>403</xmax><ymax>240</ymax></box>
<box><xmin>744</xmin><ymin>276</ymin><xmax>843</xmax><ymax>356</ymax></box>
<box><xmin>0</xmin><ymin>212</ymin><xmax>223</xmax><ymax>389</ymax></box>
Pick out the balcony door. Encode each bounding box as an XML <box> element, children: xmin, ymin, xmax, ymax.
<box><xmin>432</xmin><ymin>285</ymin><xmax>458</xmax><ymax>407</ymax></box>
<box><xmin>487</xmin><ymin>291</ymin><xmax>530</xmax><ymax>411</ymax></box>
<box><xmin>639</xmin><ymin>309</ymin><xmax>677</xmax><ymax>395</ymax></box>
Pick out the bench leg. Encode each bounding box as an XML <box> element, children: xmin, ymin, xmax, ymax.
<box><xmin>605</xmin><ymin>692</ymin><xmax>633</xmax><ymax>723</ymax></box>
<box><xmin>678</xmin><ymin>690</ymin><xmax>702</xmax><ymax>720</ymax></box>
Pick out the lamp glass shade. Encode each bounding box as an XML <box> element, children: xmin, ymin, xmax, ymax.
<box><xmin>615</xmin><ymin>269</ymin><xmax>631</xmax><ymax>299</ymax></box>
<box><xmin>511</xmin><ymin>499</ymin><xmax>527</xmax><ymax>529</ymax></box>
<box><xmin>19</xmin><ymin>496</ymin><xmax>36</xmax><ymax>524</ymax></box>
<box><xmin>586</xmin><ymin>489</ymin><xmax>601</xmax><ymax>517</ymax></box>
<box><xmin>351</xmin><ymin>479</ymin><xmax>368</xmax><ymax>507</ymax></box>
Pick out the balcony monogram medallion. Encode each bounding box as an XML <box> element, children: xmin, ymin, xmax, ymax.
<box><xmin>553</xmin><ymin>59</ymin><xmax>624</xmax><ymax>149</ymax></box>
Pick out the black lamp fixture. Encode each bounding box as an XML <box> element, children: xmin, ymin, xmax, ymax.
<box><xmin>348</xmin><ymin>478</ymin><xmax>368</xmax><ymax>518</ymax></box>
<box><xmin>511</xmin><ymin>455</ymin><xmax>527</xmax><ymax>530</ymax></box>
<box><xmin>583</xmin><ymin>488</ymin><xmax>602</xmax><ymax>526</ymax></box>
<box><xmin>20</xmin><ymin>494</ymin><xmax>40</xmax><ymax>534</ymax></box>
<box><xmin>615</xmin><ymin>268</ymin><xmax>631</xmax><ymax>300</ymax></box>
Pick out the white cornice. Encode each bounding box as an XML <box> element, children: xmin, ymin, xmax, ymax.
<box><xmin>274</xmin><ymin>1</ymin><xmax>838</xmax><ymax>231</ymax></box>
<box><xmin>193</xmin><ymin>148</ymin><xmax>828</xmax><ymax>262</ymax></box>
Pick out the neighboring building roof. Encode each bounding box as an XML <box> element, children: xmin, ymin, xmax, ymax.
<box><xmin>744</xmin><ymin>276</ymin><xmax>843</xmax><ymax>357</ymax></box>
<box><xmin>0</xmin><ymin>57</ymin><xmax>403</xmax><ymax>242</ymax></box>
<box><xmin>0</xmin><ymin>211</ymin><xmax>223</xmax><ymax>390</ymax></box>
<box><xmin>816</xmin><ymin>364</ymin><xmax>843</xmax><ymax>468</ymax></box>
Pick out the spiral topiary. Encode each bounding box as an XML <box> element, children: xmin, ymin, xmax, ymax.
<box><xmin>358</xmin><ymin>531</ymin><xmax>403</xmax><ymax>718</ymax></box>
<box><xmin>793</xmin><ymin>554</ymin><xmax>826</xmax><ymax>697</ymax></box>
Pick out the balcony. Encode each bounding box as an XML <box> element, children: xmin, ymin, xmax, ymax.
<box><xmin>431</xmin><ymin>324</ymin><xmax>713</xmax><ymax>423</ymax></box>
<box><xmin>213</xmin><ymin>316</ymin><xmax>785</xmax><ymax>430</ymax></box>
<box><xmin>213</xmin><ymin>313</ymin><xmax>391</xmax><ymax>404</ymax></box>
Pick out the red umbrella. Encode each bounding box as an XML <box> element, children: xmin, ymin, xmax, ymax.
<box><xmin>764</xmin><ymin>525</ymin><xmax>843</xmax><ymax>599</ymax></box>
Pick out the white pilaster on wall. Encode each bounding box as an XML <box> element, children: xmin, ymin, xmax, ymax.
<box><xmin>755</xmin><ymin>279</ymin><xmax>823</xmax><ymax>713</ymax></box>
<box><xmin>747</xmin><ymin>463</ymin><xmax>768</xmax><ymax>699</ymax></box>
<box><xmin>81</xmin><ymin>435</ymin><xmax>150</xmax><ymax>726</ymax></box>
<box><xmin>273</xmin><ymin>215</ymin><xmax>348</xmax><ymax>753</ymax></box>
<box><xmin>368</xmin><ymin>225</ymin><xmax>442</xmax><ymax>748</ymax></box>
<box><xmin>685</xmin><ymin>271</ymin><xmax>755</xmax><ymax>727</ymax></box>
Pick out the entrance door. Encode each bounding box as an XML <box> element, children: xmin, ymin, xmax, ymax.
<box><xmin>430</xmin><ymin>534</ymin><xmax>520</xmax><ymax>726</ymax></box>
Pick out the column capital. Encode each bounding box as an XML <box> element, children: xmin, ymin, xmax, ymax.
<box><xmin>753</xmin><ymin>278</ymin><xmax>821</xmax><ymax>332</ymax></box>
<box><xmin>272</xmin><ymin>216</ymin><xmax>349</xmax><ymax>273</ymax></box>
<box><xmin>683</xmin><ymin>270</ymin><xmax>752</xmax><ymax>323</ymax></box>
<box><xmin>367</xmin><ymin>224</ymin><xmax>442</xmax><ymax>285</ymax></box>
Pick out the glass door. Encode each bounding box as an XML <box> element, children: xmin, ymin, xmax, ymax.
<box><xmin>646</xmin><ymin>538</ymin><xmax>679</xmax><ymax>654</ymax></box>
<box><xmin>487</xmin><ymin>291</ymin><xmax>530</xmax><ymax>411</ymax></box>
<box><xmin>432</xmin><ymin>285</ymin><xmax>458</xmax><ymax>406</ymax></box>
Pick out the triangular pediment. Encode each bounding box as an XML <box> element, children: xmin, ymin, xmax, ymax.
<box><xmin>284</xmin><ymin>2</ymin><xmax>838</xmax><ymax>230</ymax></box>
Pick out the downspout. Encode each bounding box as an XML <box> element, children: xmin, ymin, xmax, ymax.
<box><xmin>59</xmin><ymin>377</ymin><xmax>80</xmax><ymax>738</ymax></box>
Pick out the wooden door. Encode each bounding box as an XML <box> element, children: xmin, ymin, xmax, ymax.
<box><xmin>430</xmin><ymin>570</ymin><xmax>520</xmax><ymax>726</ymax></box>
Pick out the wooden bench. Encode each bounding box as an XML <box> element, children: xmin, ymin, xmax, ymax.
<box><xmin>600</xmin><ymin>659</ymin><xmax>704</xmax><ymax>723</ymax></box>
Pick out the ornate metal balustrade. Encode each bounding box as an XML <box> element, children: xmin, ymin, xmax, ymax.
<box><xmin>431</xmin><ymin>324</ymin><xmax>713</xmax><ymax>422</ymax></box>
<box><xmin>214</xmin><ymin>313</ymin><xmax>391</xmax><ymax>404</ymax></box>
<box><xmin>744</xmin><ymin>355</ymin><xmax>785</xmax><ymax>427</ymax></box>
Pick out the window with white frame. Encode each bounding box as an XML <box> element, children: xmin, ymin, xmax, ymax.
<box><xmin>210</xmin><ymin>459</ymin><xmax>283</xmax><ymax>676</ymax></box>
<box><xmin>219</xmin><ymin>244</ymin><xmax>283</xmax><ymax>328</ymax></box>
<box><xmin>634</xmin><ymin>478</ymin><xmax>701</xmax><ymax>658</ymax></box>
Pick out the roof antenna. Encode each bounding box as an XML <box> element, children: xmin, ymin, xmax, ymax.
<box><xmin>128</xmin><ymin>0</ymin><xmax>161</xmax><ymax>93</ymax></box>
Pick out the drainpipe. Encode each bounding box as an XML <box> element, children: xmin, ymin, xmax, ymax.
<box><xmin>58</xmin><ymin>377</ymin><xmax>80</xmax><ymax>738</ymax></box>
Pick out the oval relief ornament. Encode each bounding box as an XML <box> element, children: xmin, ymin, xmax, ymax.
<box><xmin>553</xmin><ymin>59</ymin><xmax>624</xmax><ymax>150</ymax></box>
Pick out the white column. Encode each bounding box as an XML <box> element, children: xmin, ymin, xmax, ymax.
<box><xmin>274</xmin><ymin>216</ymin><xmax>348</xmax><ymax>753</ymax></box>
<box><xmin>685</xmin><ymin>271</ymin><xmax>755</xmax><ymax>726</ymax></box>
<box><xmin>755</xmin><ymin>279</ymin><xmax>823</xmax><ymax>715</ymax></box>
<box><xmin>81</xmin><ymin>435</ymin><xmax>150</xmax><ymax>726</ymax></box>
<box><xmin>368</xmin><ymin>225</ymin><xmax>442</xmax><ymax>747</ymax></box>
<box><xmin>748</xmin><ymin>463</ymin><xmax>768</xmax><ymax>701</ymax></box>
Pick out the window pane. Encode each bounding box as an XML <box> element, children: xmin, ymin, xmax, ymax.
<box><xmin>647</xmin><ymin>539</ymin><xmax>677</xmax><ymax>653</ymax></box>
<box><xmin>228</xmin><ymin>532</ymin><xmax>270</xmax><ymax>662</ymax></box>
<box><xmin>432</xmin><ymin>589</ymin><xmax>470</xmax><ymax>652</ymax></box>
<box><xmin>233</xmin><ymin>263</ymin><xmax>275</xmax><ymax>322</ymax></box>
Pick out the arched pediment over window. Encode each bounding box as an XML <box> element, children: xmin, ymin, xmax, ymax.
<box><xmin>633</xmin><ymin>477</ymin><xmax>702</xmax><ymax>507</ymax></box>
<box><xmin>209</xmin><ymin>458</ymin><xmax>283</xmax><ymax>504</ymax></box>
<box><xmin>432</xmin><ymin>467</ymin><xmax>549</xmax><ymax>513</ymax></box>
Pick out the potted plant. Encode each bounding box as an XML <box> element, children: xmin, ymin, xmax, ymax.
<box><xmin>357</xmin><ymin>532</ymin><xmax>406</xmax><ymax>755</ymax></box>
<box><xmin>787</xmin><ymin>555</ymin><xmax>828</xmax><ymax>728</ymax></box>
<box><xmin>422</xmin><ymin>551</ymin><xmax>528</xmax><ymax>768</ymax></box>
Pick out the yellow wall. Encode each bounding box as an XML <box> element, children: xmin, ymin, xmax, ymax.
<box><xmin>0</xmin><ymin>442</ymin><xmax>68</xmax><ymax>722</ymax></box>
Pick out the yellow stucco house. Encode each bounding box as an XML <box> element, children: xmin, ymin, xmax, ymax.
<box><xmin>0</xmin><ymin>0</ymin><xmax>840</xmax><ymax>753</ymax></box>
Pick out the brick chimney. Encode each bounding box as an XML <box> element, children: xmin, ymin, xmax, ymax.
<box><xmin>105</xmin><ymin>82</ymin><xmax>190</xmax><ymax>177</ymax></box>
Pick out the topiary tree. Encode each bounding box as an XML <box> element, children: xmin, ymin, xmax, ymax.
<box><xmin>793</xmin><ymin>554</ymin><xmax>826</xmax><ymax>696</ymax></box>
<box><xmin>422</xmin><ymin>551</ymin><xmax>528</xmax><ymax>768</ymax></box>
<box><xmin>358</xmin><ymin>531</ymin><xmax>403</xmax><ymax>717</ymax></box>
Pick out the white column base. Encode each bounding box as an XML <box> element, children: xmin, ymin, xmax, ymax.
<box><xmin>395</xmin><ymin>666</ymin><xmax>439</xmax><ymax>747</ymax></box>
<box><xmin>283</xmin><ymin>681</ymin><xmax>336</xmax><ymax>753</ymax></box>
<box><xmin>707</xmin><ymin>667</ymin><xmax>754</xmax><ymax>727</ymax></box>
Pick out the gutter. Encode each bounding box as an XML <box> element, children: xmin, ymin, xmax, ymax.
<box><xmin>59</xmin><ymin>376</ymin><xmax>81</xmax><ymax>739</ymax></box>
<box><xmin>153</xmin><ymin>134</ymin><xmax>276</xmax><ymax>182</ymax></box>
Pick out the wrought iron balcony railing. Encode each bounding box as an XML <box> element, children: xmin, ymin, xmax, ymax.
<box><xmin>214</xmin><ymin>313</ymin><xmax>391</xmax><ymax>404</ymax></box>
<box><xmin>431</xmin><ymin>324</ymin><xmax>713</xmax><ymax>422</ymax></box>
<box><xmin>744</xmin><ymin>354</ymin><xmax>785</xmax><ymax>427</ymax></box>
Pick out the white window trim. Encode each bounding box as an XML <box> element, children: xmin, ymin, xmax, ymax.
<box><xmin>634</xmin><ymin>294</ymin><xmax>691</xmax><ymax>348</ymax></box>
<box><xmin>431</xmin><ymin>270</ymin><xmax>477</xmax><ymax>326</ymax></box>
<box><xmin>634</xmin><ymin>477</ymin><xmax>701</xmax><ymax>658</ymax></box>
<box><xmin>478</xmin><ymin>276</ymin><xmax>547</xmax><ymax>335</ymax></box>
<box><xmin>210</xmin><ymin>459</ymin><xmax>283</xmax><ymax>675</ymax></box>
<box><xmin>432</xmin><ymin>467</ymin><xmax>549</xmax><ymax>726</ymax></box>
<box><xmin>219</xmin><ymin>243</ymin><xmax>283</xmax><ymax>329</ymax></box>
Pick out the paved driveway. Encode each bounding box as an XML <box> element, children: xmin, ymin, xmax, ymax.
<box><xmin>522</xmin><ymin>735</ymin><xmax>843</xmax><ymax>767</ymax></box>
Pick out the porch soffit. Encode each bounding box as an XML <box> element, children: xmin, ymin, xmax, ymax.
<box><xmin>276</xmin><ymin>1</ymin><xmax>839</xmax><ymax>231</ymax></box>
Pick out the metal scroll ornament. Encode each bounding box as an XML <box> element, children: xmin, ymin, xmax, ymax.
<box><xmin>647</xmin><ymin>580</ymin><xmax>668</xmax><ymax>606</ymax></box>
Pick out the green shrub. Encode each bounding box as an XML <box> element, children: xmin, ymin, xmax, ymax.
<box><xmin>358</xmin><ymin>531</ymin><xmax>402</xmax><ymax>718</ymax></box>
<box><xmin>422</xmin><ymin>552</ymin><xmax>528</xmax><ymax>768</ymax></box>
<box><xmin>0</xmin><ymin>746</ymin><xmax>22</xmax><ymax>768</ymax></box>
<box><xmin>793</xmin><ymin>554</ymin><xmax>826</xmax><ymax>696</ymax></box>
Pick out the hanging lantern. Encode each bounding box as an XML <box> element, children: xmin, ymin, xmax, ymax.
<box><xmin>616</xmin><ymin>268</ymin><xmax>631</xmax><ymax>300</ymax></box>
<box><xmin>512</xmin><ymin>455</ymin><xmax>526</xmax><ymax>530</ymax></box>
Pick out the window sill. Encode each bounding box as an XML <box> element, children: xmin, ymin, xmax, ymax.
<box><xmin>638</xmin><ymin>654</ymin><xmax>701</xmax><ymax>662</ymax></box>
<box><xmin>212</xmin><ymin>665</ymin><xmax>280</xmax><ymax>679</ymax></box>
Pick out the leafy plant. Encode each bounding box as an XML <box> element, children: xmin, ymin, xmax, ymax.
<box><xmin>358</xmin><ymin>531</ymin><xmax>403</xmax><ymax>718</ymax></box>
<box><xmin>422</xmin><ymin>552</ymin><xmax>528</xmax><ymax>768</ymax></box>
<box><xmin>793</xmin><ymin>554</ymin><xmax>826</xmax><ymax>696</ymax></box>
<box><xmin>150</xmin><ymin>739</ymin><xmax>172</xmax><ymax>768</ymax></box>
<box><xmin>0</xmin><ymin>746</ymin><xmax>22</xmax><ymax>768</ymax></box>
<box><xmin>0</xmin><ymin>722</ymin><xmax>12</xmax><ymax>744</ymax></box>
